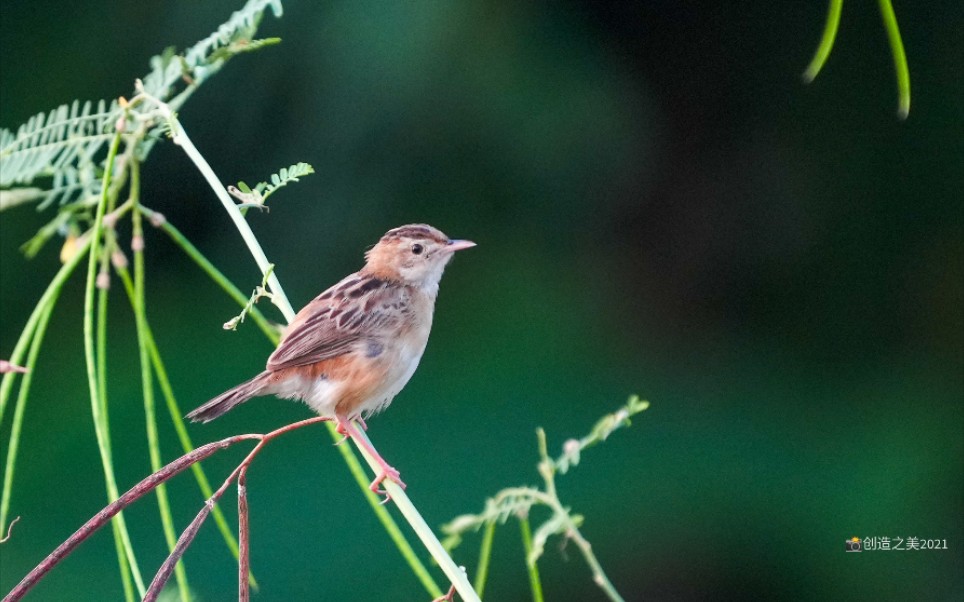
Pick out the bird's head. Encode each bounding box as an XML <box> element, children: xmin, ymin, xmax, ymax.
<box><xmin>363</xmin><ymin>224</ymin><xmax>475</xmax><ymax>292</ymax></box>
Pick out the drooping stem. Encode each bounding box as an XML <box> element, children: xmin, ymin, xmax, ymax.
<box><xmin>803</xmin><ymin>0</ymin><xmax>843</xmax><ymax>83</ymax></box>
<box><xmin>0</xmin><ymin>296</ymin><xmax>56</xmax><ymax>537</ymax></box>
<box><xmin>127</xmin><ymin>158</ymin><xmax>192</xmax><ymax>602</ymax></box>
<box><xmin>114</xmin><ymin>262</ymin><xmax>256</xmax><ymax>591</ymax></box>
<box><xmin>0</xmin><ymin>235</ymin><xmax>92</xmax><ymax>430</ymax></box>
<box><xmin>143</xmin><ymin>417</ymin><xmax>331</xmax><ymax>600</ymax></box>
<box><xmin>877</xmin><ymin>0</ymin><xmax>911</xmax><ymax>119</ymax></box>
<box><xmin>82</xmin><ymin>131</ymin><xmax>146</xmax><ymax>597</ymax></box>
<box><xmin>4</xmin><ymin>437</ymin><xmax>250</xmax><ymax>602</ymax></box>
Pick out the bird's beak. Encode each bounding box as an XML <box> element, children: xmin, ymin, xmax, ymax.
<box><xmin>444</xmin><ymin>239</ymin><xmax>476</xmax><ymax>253</ymax></box>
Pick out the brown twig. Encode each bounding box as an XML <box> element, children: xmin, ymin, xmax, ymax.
<box><xmin>432</xmin><ymin>584</ymin><xmax>457</xmax><ymax>602</ymax></box>
<box><xmin>143</xmin><ymin>478</ymin><xmax>231</xmax><ymax>602</ymax></box>
<box><xmin>238</xmin><ymin>470</ymin><xmax>250</xmax><ymax>602</ymax></box>
<box><xmin>6</xmin><ymin>416</ymin><xmax>329</xmax><ymax>602</ymax></box>
<box><xmin>142</xmin><ymin>416</ymin><xmax>330</xmax><ymax>600</ymax></box>
<box><xmin>3</xmin><ymin>437</ymin><xmax>252</xmax><ymax>602</ymax></box>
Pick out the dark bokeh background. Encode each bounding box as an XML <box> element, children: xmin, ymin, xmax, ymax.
<box><xmin>1</xmin><ymin>1</ymin><xmax>961</xmax><ymax>600</ymax></box>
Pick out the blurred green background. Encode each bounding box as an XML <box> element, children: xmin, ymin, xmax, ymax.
<box><xmin>1</xmin><ymin>1</ymin><xmax>961</xmax><ymax>600</ymax></box>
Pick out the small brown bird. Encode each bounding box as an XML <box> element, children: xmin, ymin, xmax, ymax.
<box><xmin>187</xmin><ymin>224</ymin><xmax>475</xmax><ymax>493</ymax></box>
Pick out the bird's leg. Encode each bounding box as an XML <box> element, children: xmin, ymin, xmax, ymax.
<box><xmin>336</xmin><ymin>417</ymin><xmax>406</xmax><ymax>498</ymax></box>
<box><xmin>334</xmin><ymin>420</ymin><xmax>350</xmax><ymax>446</ymax></box>
<box><xmin>333</xmin><ymin>416</ymin><xmax>368</xmax><ymax>445</ymax></box>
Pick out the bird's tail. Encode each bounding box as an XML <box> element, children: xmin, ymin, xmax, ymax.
<box><xmin>186</xmin><ymin>372</ymin><xmax>271</xmax><ymax>423</ymax></box>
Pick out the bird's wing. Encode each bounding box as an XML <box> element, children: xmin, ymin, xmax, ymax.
<box><xmin>266</xmin><ymin>274</ymin><xmax>398</xmax><ymax>371</ymax></box>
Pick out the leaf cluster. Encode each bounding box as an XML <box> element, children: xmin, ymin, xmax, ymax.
<box><xmin>0</xmin><ymin>0</ymin><xmax>285</xmax><ymax>257</ymax></box>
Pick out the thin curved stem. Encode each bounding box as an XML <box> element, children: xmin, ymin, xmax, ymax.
<box><xmin>114</xmin><ymin>262</ymin><xmax>256</xmax><ymax>589</ymax></box>
<box><xmin>0</xmin><ymin>237</ymin><xmax>92</xmax><ymax>534</ymax></box>
<box><xmin>0</xmin><ymin>236</ymin><xmax>92</xmax><ymax>430</ymax></box>
<box><xmin>4</xmin><ymin>437</ymin><xmax>256</xmax><ymax>602</ymax></box>
<box><xmin>143</xmin><ymin>417</ymin><xmax>331</xmax><ymax>600</ymax></box>
<box><xmin>129</xmin><ymin>158</ymin><xmax>192</xmax><ymax>602</ymax></box>
<box><xmin>83</xmin><ymin>132</ymin><xmax>146</xmax><ymax>597</ymax></box>
<box><xmin>139</xmin><ymin>206</ymin><xmax>279</xmax><ymax>344</ymax></box>
<box><xmin>803</xmin><ymin>0</ymin><xmax>844</xmax><ymax>83</ymax></box>
<box><xmin>0</xmin><ymin>296</ymin><xmax>56</xmax><ymax>538</ymax></box>
<box><xmin>877</xmin><ymin>0</ymin><xmax>911</xmax><ymax>119</ymax></box>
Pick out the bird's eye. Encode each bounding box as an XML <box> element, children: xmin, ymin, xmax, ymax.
<box><xmin>411</xmin><ymin>243</ymin><xmax>424</xmax><ymax>255</ymax></box>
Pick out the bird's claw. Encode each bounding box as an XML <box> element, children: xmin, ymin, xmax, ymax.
<box><xmin>369</xmin><ymin>466</ymin><xmax>406</xmax><ymax>502</ymax></box>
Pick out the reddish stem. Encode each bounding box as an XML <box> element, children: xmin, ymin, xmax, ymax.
<box><xmin>3</xmin><ymin>436</ymin><xmax>254</xmax><ymax>602</ymax></box>
<box><xmin>142</xmin><ymin>416</ymin><xmax>330</xmax><ymax>599</ymax></box>
<box><xmin>238</xmin><ymin>469</ymin><xmax>250</xmax><ymax>602</ymax></box>
<box><xmin>6</xmin><ymin>417</ymin><xmax>329</xmax><ymax>602</ymax></box>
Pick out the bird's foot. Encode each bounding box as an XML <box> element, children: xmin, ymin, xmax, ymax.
<box><xmin>370</xmin><ymin>465</ymin><xmax>406</xmax><ymax>502</ymax></box>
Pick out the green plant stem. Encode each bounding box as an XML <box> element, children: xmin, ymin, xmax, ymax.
<box><xmin>877</xmin><ymin>0</ymin><xmax>911</xmax><ymax>118</ymax></box>
<box><xmin>803</xmin><ymin>0</ymin><xmax>843</xmax><ymax>83</ymax></box>
<box><xmin>149</xmin><ymin>103</ymin><xmax>294</xmax><ymax>323</ymax></box>
<box><xmin>349</xmin><ymin>427</ymin><xmax>479</xmax><ymax>601</ymax></box>
<box><xmin>325</xmin><ymin>426</ymin><xmax>443</xmax><ymax>598</ymax></box>
<box><xmin>0</xmin><ymin>295</ymin><xmax>55</xmax><ymax>537</ymax></box>
<box><xmin>561</xmin><ymin>523</ymin><xmax>624</xmax><ymax>602</ymax></box>
<box><xmin>0</xmin><ymin>236</ymin><xmax>92</xmax><ymax>534</ymax></box>
<box><xmin>474</xmin><ymin>520</ymin><xmax>496</xmax><ymax>598</ymax></box>
<box><xmin>536</xmin><ymin>430</ymin><xmax>624</xmax><ymax>602</ymax></box>
<box><xmin>139</xmin><ymin>206</ymin><xmax>278</xmax><ymax>344</ymax></box>
<box><xmin>83</xmin><ymin>131</ymin><xmax>146</xmax><ymax>597</ymax></box>
<box><xmin>518</xmin><ymin>516</ymin><xmax>544</xmax><ymax>602</ymax></box>
<box><xmin>95</xmin><ymin>242</ymin><xmax>138</xmax><ymax>602</ymax></box>
<box><xmin>0</xmin><ymin>236</ymin><xmax>90</xmax><ymax>427</ymax></box>
<box><xmin>126</xmin><ymin>160</ymin><xmax>191</xmax><ymax>602</ymax></box>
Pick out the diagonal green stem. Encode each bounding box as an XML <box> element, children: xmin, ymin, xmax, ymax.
<box><xmin>325</xmin><ymin>426</ymin><xmax>443</xmax><ymax>598</ymax></box>
<box><xmin>150</xmin><ymin>104</ymin><xmax>294</xmax><ymax>323</ymax></box>
<box><xmin>348</xmin><ymin>426</ymin><xmax>477</xmax><ymax>600</ymax></box>
<box><xmin>803</xmin><ymin>0</ymin><xmax>844</xmax><ymax>83</ymax></box>
<box><xmin>877</xmin><ymin>0</ymin><xmax>911</xmax><ymax>118</ymax></box>
<box><xmin>83</xmin><ymin>131</ymin><xmax>146</xmax><ymax>597</ymax></box>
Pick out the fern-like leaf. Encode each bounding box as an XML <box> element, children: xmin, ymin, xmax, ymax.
<box><xmin>261</xmin><ymin>162</ymin><xmax>313</xmax><ymax>201</ymax></box>
<box><xmin>0</xmin><ymin>0</ymin><xmax>284</xmax><ymax>214</ymax></box>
